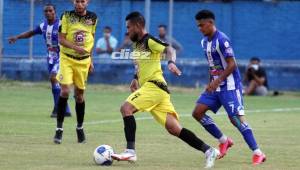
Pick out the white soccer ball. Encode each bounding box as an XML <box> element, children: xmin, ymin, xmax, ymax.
<box><xmin>93</xmin><ymin>144</ymin><xmax>114</xmax><ymax>166</ymax></box>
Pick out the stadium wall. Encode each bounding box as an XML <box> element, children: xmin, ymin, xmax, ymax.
<box><xmin>2</xmin><ymin>0</ymin><xmax>300</xmax><ymax>60</ymax></box>
<box><xmin>1</xmin><ymin>58</ymin><xmax>300</xmax><ymax>91</ymax></box>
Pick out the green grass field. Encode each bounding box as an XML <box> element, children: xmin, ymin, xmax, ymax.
<box><xmin>0</xmin><ymin>81</ymin><xmax>300</xmax><ymax>170</ymax></box>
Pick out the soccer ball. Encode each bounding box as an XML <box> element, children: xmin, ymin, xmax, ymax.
<box><xmin>93</xmin><ymin>144</ymin><xmax>114</xmax><ymax>166</ymax></box>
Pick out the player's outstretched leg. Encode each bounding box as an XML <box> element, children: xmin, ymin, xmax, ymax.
<box><xmin>229</xmin><ymin>115</ymin><xmax>266</xmax><ymax>165</ymax></box>
<box><xmin>193</xmin><ymin>104</ymin><xmax>233</xmax><ymax>159</ymax></box>
<box><xmin>165</xmin><ymin>113</ymin><xmax>219</xmax><ymax>168</ymax></box>
<box><xmin>53</xmin><ymin>84</ymin><xmax>69</xmax><ymax>144</ymax></box>
<box><xmin>112</xmin><ymin>102</ymin><xmax>137</xmax><ymax>162</ymax></box>
<box><xmin>75</xmin><ymin>87</ymin><xmax>86</xmax><ymax>143</ymax></box>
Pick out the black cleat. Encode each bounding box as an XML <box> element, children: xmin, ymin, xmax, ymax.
<box><xmin>53</xmin><ymin>128</ymin><xmax>63</xmax><ymax>144</ymax></box>
<box><xmin>64</xmin><ymin>112</ymin><xmax>72</xmax><ymax>117</ymax></box>
<box><xmin>76</xmin><ymin>127</ymin><xmax>86</xmax><ymax>143</ymax></box>
<box><xmin>50</xmin><ymin>108</ymin><xmax>57</xmax><ymax>118</ymax></box>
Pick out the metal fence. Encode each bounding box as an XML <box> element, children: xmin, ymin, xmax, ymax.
<box><xmin>1</xmin><ymin>0</ymin><xmax>300</xmax><ymax>60</ymax></box>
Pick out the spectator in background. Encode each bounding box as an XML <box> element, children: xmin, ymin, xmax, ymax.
<box><xmin>116</xmin><ymin>32</ymin><xmax>133</xmax><ymax>52</ymax></box>
<box><xmin>158</xmin><ymin>24</ymin><xmax>183</xmax><ymax>56</ymax></box>
<box><xmin>95</xmin><ymin>26</ymin><xmax>118</xmax><ymax>58</ymax></box>
<box><xmin>244</xmin><ymin>57</ymin><xmax>268</xmax><ymax>96</ymax></box>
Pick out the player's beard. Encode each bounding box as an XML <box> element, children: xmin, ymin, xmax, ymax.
<box><xmin>130</xmin><ymin>33</ymin><xmax>139</xmax><ymax>42</ymax></box>
<box><xmin>75</xmin><ymin>7</ymin><xmax>86</xmax><ymax>16</ymax></box>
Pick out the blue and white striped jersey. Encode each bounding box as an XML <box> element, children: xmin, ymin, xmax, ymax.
<box><xmin>33</xmin><ymin>19</ymin><xmax>60</xmax><ymax>64</ymax></box>
<box><xmin>201</xmin><ymin>30</ymin><xmax>242</xmax><ymax>91</ymax></box>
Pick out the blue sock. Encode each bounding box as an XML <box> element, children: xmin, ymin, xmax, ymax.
<box><xmin>52</xmin><ymin>83</ymin><xmax>71</xmax><ymax>114</ymax></box>
<box><xmin>65</xmin><ymin>102</ymin><xmax>71</xmax><ymax>114</ymax></box>
<box><xmin>230</xmin><ymin>116</ymin><xmax>258</xmax><ymax>151</ymax></box>
<box><xmin>242</xmin><ymin>128</ymin><xmax>258</xmax><ymax>151</ymax></box>
<box><xmin>52</xmin><ymin>83</ymin><xmax>61</xmax><ymax>111</ymax></box>
<box><xmin>199</xmin><ymin>115</ymin><xmax>223</xmax><ymax>139</ymax></box>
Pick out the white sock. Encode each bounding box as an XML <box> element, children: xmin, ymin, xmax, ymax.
<box><xmin>56</xmin><ymin>128</ymin><xmax>63</xmax><ymax>131</ymax></box>
<box><xmin>126</xmin><ymin>149</ymin><xmax>136</xmax><ymax>153</ymax></box>
<box><xmin>253</xmin><ymin>149</ymin><xmax>263</xmax><ymax>155</ymax></box>
<box><xmin>218</xmin><ymin>135</ymin><xmax>228</xmax><ymax>144</ymax></box>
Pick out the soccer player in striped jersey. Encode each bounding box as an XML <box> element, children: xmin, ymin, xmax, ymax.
<box><xmin>8</xmin><ymin>3</ymin><xmax>71</xmax><ymax>118</ymax></box>
<box><xmin>192</xmin><ymin>10</ymin><xmax>266</xmax><ymax>165</ymax></box>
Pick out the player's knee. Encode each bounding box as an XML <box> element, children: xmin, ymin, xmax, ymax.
<box><xmin>229</xmin><ymin>116</ymin><xmax>250</xmax><ymax>132</ymax></box>
<box><xmin>192</xmin><ymin>107</ymin><xmax>206</xmax><ymax>121</ymax></box>
<box><xmin>192</xmin><ymin>111</ymin><xmax>198</xmax><ymax>120</ymax></box>
<box><xmin>60</xmin><ymin>87</ymin><xmax>70</xmax><ymax>97</ymax></box>
<box><xmin>166</xmin><ymin>125</ymin><xmax>180</xmax><ymax>136</ymax></box>
<box><xmin>192</xmin><ymin>110</ymin><xmax>204</xmax><ymax>121</ymax></box>
<box><xmin>75</xmin><ymin>94</ymin><xmax>84</xmax><ymax>103</ymax></box>
<box><xmin>120</xmin><ymin>104</ymin><xmax>133</xmax><ymax>117</ymax></box>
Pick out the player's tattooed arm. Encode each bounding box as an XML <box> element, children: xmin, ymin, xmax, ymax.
<box><xmin>206</xmin><ymin>57</ymin><xmax>236</xmax><ymax>92</ymax></box>
<box><xmin>164</xmin><ymin>46</ymin><xmax>182</xmax><ymax>76</ymax></box>
<box><xmin>58</xmin><ymin>33</ymin><xmax>88</xmax><ymax>55</ymax></box>
<box><xmin>8</xmin><ymin>30</ymin><xmax>35</xmax><ymax>44</ymax></box>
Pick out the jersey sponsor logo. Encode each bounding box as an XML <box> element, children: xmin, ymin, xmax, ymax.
<box><xmin>85</xmin><ymin>19</ymin><xmax>94</xmax><ymax>25</ymax></box>
<box><xmin>74</xmin><ymin>30</ymin><xmax>86</xmax><ymax>45</ymax></box>
<box><xmin>224</xmin><ymin>41</ymin><xmax>230</xmax><ymax>48</ymax></box>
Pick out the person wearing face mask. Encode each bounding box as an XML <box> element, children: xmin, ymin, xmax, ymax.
<box><xmin>95</xmin><ymin>26</ymin><xmax>118</xmax><ymax>58</ymax></box>
<box><xmin>244</xmin><ymin>57</ymin><xmax>268</xmax><ymax>96</ymax></box>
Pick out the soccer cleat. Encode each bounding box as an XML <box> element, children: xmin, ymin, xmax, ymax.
<box><xmin>76</xmin><ymin>127</ymin><xmax>86</xmax><ymax>143</ymax></box>
<box><xmin>204</xmin><ymin>147</ymin><xmax>220</xmax><ymax>169</ymax></box>
<box><xmin>64</xmin><ymin>112</ymin><xmax>72</xmax><ymax>117</ymax></box>
<box><xmin>218</xmin><ymin>137</ymin><xmax>234</xmax><ymax>159</ymax></box>
<box><xmin>252</xmin><ymin>153</ymin><xmax>266</xmax><ymax>165</ymax></box>
<box><xmin>53</xmin><ymin>128</ymin><xmax>63</xmax><ymax>144</ymax></box>
<box><xmin>111</xmin><ymin>149</ymin><xmax>137</xmax><ymax>162</ymax></box>
<box><xmin>50</xmin><ymin>108</ymin><xmax>57</xmax><ymax>118</ymax></box>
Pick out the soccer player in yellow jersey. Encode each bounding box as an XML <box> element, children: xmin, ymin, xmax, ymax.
<box><xmin>112</xmin><ymin>12</ymin><xmax>219</xmax><ymax>168</ymax></box>
<box><xmin>53</xmin><ymin>0</ymin><xmax>97</xmax><ymax>144</ymax></box>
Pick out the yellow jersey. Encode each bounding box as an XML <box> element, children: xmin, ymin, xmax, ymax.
<box><xmin>133</xmin><ymin>34</ymin><xmax>168</xmax><ymax>86</ymax></box>
<box><xmin>59</xmin><ymin>10</ymin><xmax>97</xmax><ymax>57</ymax></box>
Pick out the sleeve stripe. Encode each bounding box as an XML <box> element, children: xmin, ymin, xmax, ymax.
<box><xmin>149</xmin><ymin>35</ymin><xmax>169</xmax><ymax>47</ymax></box>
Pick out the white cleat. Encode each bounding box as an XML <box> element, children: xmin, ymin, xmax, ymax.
<box><xmin>111</xmin><ymin>149</ymin><xmax>137</xmax><ymax>163</ymax></box>
<box><xmin>204</xmin><ymin>147</ymin><xmax>220</xmax><ymax>169</ymax></box>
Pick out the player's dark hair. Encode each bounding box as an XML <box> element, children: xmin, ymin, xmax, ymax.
<box><xmin>44</xmin><ymin>3</ymin><xmax>56</xmax><ymax>11</ymax></box>
<box><xmin>158</xmin><ymin>24</ymin><xmax>167</xmax><ymax>30</ymax></box>
<box><xmin>250</xmin><ymin>57</ymin><xmax>261</xmax><ymax>62</ymax></box>
<box><xmin>195</xmin><ymin>10</ymin><xmax>215</xmax><ymax>20</ymax></box>
<box><xmin>125</xmin><ymin>11</ymin><xmax>145</xmax><ymax>27</ymax></box>
<box><xmin>104</xmin><ymin>26</ymin><xmax>112</xmax><ymax>31</ymax></box>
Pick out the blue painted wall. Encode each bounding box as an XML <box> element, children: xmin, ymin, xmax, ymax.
<box><xmin>2</xmin><ymin>0</ymin><xmax>300</xmax><ymax>60</ymax></box>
